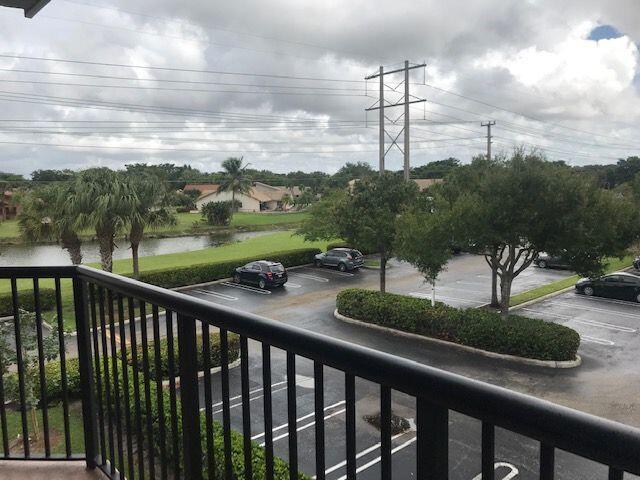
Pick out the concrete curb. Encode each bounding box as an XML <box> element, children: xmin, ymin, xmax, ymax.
<box><xmin>161</xmin><ymin>357</ymin><xmax>241</xmax><ymax>388</ymax></box>
<box><xmin>510</xmin><ymin>285</ymin><xmax>577</xmax><ymax>311</ymax></box>
<box><xmin>333</xmin><ymin>309</ymin><xmax>581</xmax><ymax>369</ymax></box>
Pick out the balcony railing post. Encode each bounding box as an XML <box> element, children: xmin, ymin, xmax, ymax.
<box><xmin>72</xmin><ymin>276</ymin><xmax>99</xmax><ymax>469</ymax></box>
<box><xmin>177</xmin><ymin>314</ymin><xmax>203</xmax><ymax>480</ymax></box>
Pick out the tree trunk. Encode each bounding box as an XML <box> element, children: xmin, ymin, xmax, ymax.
<box><xmin>431</xmin><ymin>280</ymin><xmax>436</xmax><ymax>307</ymax></box>
<box><xmin>130</xmin><ymin>223</ymin><xmax>144</xmax><ymax>279</ymax></box>
<box><xmin>232</xmin><ymin>190</ymin><xmax>236</xmax><ymax>213</ymax></box>
<box><xmin>499</xmin><ymin>273</ymin><xmax>513</xmax><ymax>320</ymax></box>
<box><xmin>61</xmin><ymin>232</ymin><xmax>82</xmax><ymax>265</ymax></box>
<box><xmin>490</xmin><ymin>261</ymin><xmax>499</xmax><ymax>307</ymax></box>
<box><xmin>97</xmin><ymin>231</ymin><xmax>115</xmax><ymax>272</ymax></box>
<box><xmin>379</xmin><ymin>254</ymin><xmax>387</xmax><ymax>293</ymax></box>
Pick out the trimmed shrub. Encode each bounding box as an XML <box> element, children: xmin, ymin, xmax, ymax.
<box><xmin>130</xmin><ymin>331</ymin><xmax>240</xmax><ymax>381</ymax></box>
<box><xmin>137</xmin><ymin>248</ymin><xmax>321</xmax><ymax>288</ymax></box>
<box><xmin>201</xmin><ymin>200</ymin><xmax>233</xmax><ymax>226</ymax></box>
<box><xmin>0</xmin><ymin>288</ymin><xmax>56</xmax><ymax>317</ymax></box>
<box><xmin>336</xmin><ymin>289</ymin><xmax>580</xmax><ymax>361</ymax></box>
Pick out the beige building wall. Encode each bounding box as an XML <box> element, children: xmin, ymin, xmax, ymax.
<box><xmin>195</xmin><ymin>191</ymin><xmax>261</xmax><ymax>212</ymax></box>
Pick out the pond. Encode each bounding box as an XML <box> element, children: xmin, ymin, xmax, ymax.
<box><xmin>0</xmin><ymin>230</ymin><xmax>276</xmax><ymax>266</ymax></box>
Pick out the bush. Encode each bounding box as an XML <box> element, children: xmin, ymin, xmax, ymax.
<box><xmin>326</xmin><ymin>241</ymin><xmax>376</xmax><ymax>255</ymax></box>
<box><xmin>138</xmin><ymin>248</ymin><xmax>321</xmax><ymax>288</ymax></box>
<box><xmin>336</xmin><ymin>289</ymin><xmax>580</xmax><ymax>361</ymax></box>
<box><xmin>201</xmin><ymin>201</ymin><xmax>233</xmax><ymax>226</ymax></box>
<box><xmin>0</xmin><ymin>288</ymin><xmax>56</xmax><ymax>317</ymax></box>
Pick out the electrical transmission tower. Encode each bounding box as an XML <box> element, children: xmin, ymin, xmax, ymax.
<box><xmin>365</xmin><ymin>61</ymin><xmax>427</xmax><ymax>180</ymax></box>
<box><xmin>481</xmin><ymin>120</ymin><xmax>496</xmax><ymax>160</ymax></box>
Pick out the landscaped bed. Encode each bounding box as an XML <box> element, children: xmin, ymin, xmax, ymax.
<box><xmin>336</xmin><ymin>289</ymin><xmax>580</xmax><ymax>362</ymax></box>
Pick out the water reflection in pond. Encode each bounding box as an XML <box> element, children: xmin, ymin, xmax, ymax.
<box><xmin>0</xmin><ymin>230</ymin><xmax>276</xmax><ymax>266</ymax></box>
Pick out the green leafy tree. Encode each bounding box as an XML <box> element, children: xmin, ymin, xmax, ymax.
<box><xmin>281</xmin><ymin>193</ymin><xmax>293</xmax><ymax>211</ymax></box>
<box><xmin>201</xmin><ymin>201</ymin><xmax>233</xmax><ymax>226</ymax></box>
<box><xmin>395</xmin><ymin>194</ymin><xmax>456</xmax><ymax>305</ymax></box>
<box><xmin>125</xmin><ymin>172</ymin><xmax>176</xmax><ymax>278</ymax></box>
<box><xmin>0</xmin><ymin>310</ymin><xmax>59</xmax><ymax>443</ymax></box>
<box><xmin>219</xmin><ymin>157</ymin><xmax>251</xmax><ymax>214</ymax></box>
<box><xmin>444</xmin><ymin>150</ymin><xmax>640</xmax><ymax>318</ymax></box>
<box><xmin>18</xmin><ymin>183</ymin><xmax>85</xmax><ymax>264</ymax></box>
<box><xmin>299</xmin><ymin>173</ymin><xmax>418</xmax><ymax>292</ymax></box>
<box><xmin>293</xmin><ymin>189</ymin><xmax>316</xmax><ymax>209</ymax></box>
<box><xmin>74</xmin><ymin>168</ymin><xmax>136</xmax><ymax>272</ymax></box>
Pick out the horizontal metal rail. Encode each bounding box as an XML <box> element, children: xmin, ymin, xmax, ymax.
<box><xmin>1</xmin><ymin>264</ymin><xmax>640</xmax><ymax>478</ymax></box>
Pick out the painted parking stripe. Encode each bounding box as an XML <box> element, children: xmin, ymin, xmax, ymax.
<box><xmin>192</xmin><ymin>289</ymin><xmax>238</xmax><ymax>301</ymax></box>
<box><xmin>570</xmin><ymin>294</ymin><xmax>640</xmax><ymax>308</ymax></box>
<box><xmin>304</xmin><ymin>267</ymin><xmax>354</xmax><ymax>277</ymax></box>
<box><xmin>251</xmin><ymin>400</ymin><xmax>346</xmax><ymax>441</ymax></box>
<box><xmin>289</xmin><ymin>272</ymin><xmax>330</xmax><ymax>283</ymax></box>
<box><xmin>440</xmin><ymin>285</ymin><xmax>485</xmax><ymax>294</ymax></box>
<box><xmin>263</xmin><ymin>407</ymin><xmax>346</xmax><ymax>446</ymax></box>
<box><xmin>219</xmin><ymin>281</ymin><xmax>271</xmax><ymax>295</ymax></box>
<box><xmin>581</xmin><ymin>335</ymin><xmax>615</xmax><ymax>346</ymax></box>
<box><xmin>285</xmin><ymin>282</ymin><xmax>302</xmax><ymax>288</ymax></box>
<box><xmin>315</xmin><ymin>430</ymin><xmax>412</xmax><ymax>478</ymax></box>
<box><xmin>212</xmin><ymin>385</ymin><xmax>288</xmax><ymax>415</ymax></box>
<box><xmin>472</xmin><ymin>462</ymin><xmax>520</xmax><ymax>480</ymax></box>
<box><xmin>199</xmin><ymin>379</ymin><xmax>288</xmax><ymax>412</ymax></box>
<box><xmin>335</xmin><ymin>435</ymin><xmax>417</xmax><ymax>480</ymax></box>
<box><xmin>550</xmin><ymin>300</ymin><xmax>640</xmax><ymax>319</ymax></box>
<box><xmin>521</xmin><ymin>308</ymin><xmax>636</xmax><ymax>332</ymax></box>
<box><xmin>455</xmin><ymin>281</ymin><xmax>485</xmax><ymax>287</ymax></box>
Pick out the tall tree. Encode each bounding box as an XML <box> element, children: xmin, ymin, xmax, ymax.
<box><xmin>444</xmin><ymin>150</ymin><xmax>639</xmax><ymax>318</ymax></box>
<box><xmin>219</xmin><ymin>157</ymin><xmax>252</xmax><ymax>214</ymax></box>
<box><xmin>299</xmin><ymin>174</ymin><xmax>417</xmax><ymax>292</ymax></box>
<box><xmin>74</xmin><ymin>168</ymin><xmax>136</xmax><ymax>272</ymax></box>
<box><xmin>18</xmin><ymin>182</ymin><xmax>85</xmax><ymax>264</ymax></box>
<box><xmin>125</xmin><ymin>172</ymin><xmax>176</xmax><ymax>278</ymax></box>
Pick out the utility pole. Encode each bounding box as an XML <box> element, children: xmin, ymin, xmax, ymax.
<box><xmin>481</xmin><ymin>120</ymin><xmax>496</xmax><ymax>161</ymax></box>
<box><xmin>365</xmin><ymin>61</ymin><xmax>426</xmax><ymax>180</ymax></box>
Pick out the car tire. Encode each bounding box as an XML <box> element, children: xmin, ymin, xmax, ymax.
<box><xmin>338</xmin><ymin>262</ymin><xmax>347</xmax><ymax>272</ymax></box>
<box><xmin>314</xmin><ymin>259</ymin><xmax>322</xmax><ymax>267</ymax></box>
<box><xmin>583</xmin><ymin>286</ymin><xmax>594</xmax><ymax>296</ymax></box>
<box><xmin>538</xmin><ymin>260</ymin><xmax>547</xmax><ymax>269</ymax></box>
<box><xmin>258</xmin><ymin>278</ymin><xmax>266</xmax><ymax>289</ymax></box>
<box><xmin>233</xmin><ymin>273</ymin><xmax>241</xmax><ymax>283</ymax></box>
<box><xmin>636</xmin><ymin>292</ymin><xmax>640</xmax><ymax>303</ymax></box>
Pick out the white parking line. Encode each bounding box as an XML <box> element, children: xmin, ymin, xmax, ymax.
<box><xmin>251</xmin><ymin>400</ymin><xmax>346</xmax><ymax>441</ymax></box>
<box><xmin>313</xmin><ymin>431</ymin><xmax>412</xmax><ymax>479</ymax></box>
<box><xmin>264</xmin><ymin>407</ymin><xmax>346</xmax><ymax>446</ymax></box>
<box><xmin>199</xmin><ymin>379</ymin><xmax>287</xmax><ymax>412</ymax></box>
<box><xmin>335</xmin><ymin>435</ymin><xmax>417</xmax><ymax>480</ymax></box>
<box><xmin>192</xmin><ymin>289</ymin><xmax>238</xmax><ymax>301</ymax></box>
<box><xmin>571</xmin><ymin>294</ymin><xmax>640</xmax><ymax>308</ymax></box>
<box><xmin>212</xmin><ymin>385</ymin><xmax>289</xmax><ymax>415</ymax></box>
<box><xmin>521</xmin><ymin>308</ymin><xmax>636</xmax><ymax>332</ymax></box>
<box><xmin>285</xmin><ymin>282</ymin><xmax>302</xmax><ymax>288</ymax></box>
<box><xmin>472</xmin><ymin>462</ymin><xmax>520</xmax><ymax>480</ymax></box>
<box><xmin>581</xmin><ymin>335</ymin><xmax>615</xmax><ymax>346</ymax></box>
<box><xmin>219</xmin><ymin>282</ymin><xmax>272</xmax><ymax>295</ymax></box>
<box><xmin>440</xmin><ymin>285</ymin><xmax>485</xmax><ymax>294</ymax></box>
<box><xmin>550</xmin><ymin>300</ymin><xmax>640</xmax><ymax>319</ymax></box>
<box><xmin>289</xmin><ymin>273</ymin><xmax>330</xmax><ymax>283</ymax></box>
<box><xmin>304</xmin><ymin>267</ymin><xmax>354</xmax><ymax>277</ymax></box>
<box><xmin>455</xmin><ymin>281</ymin><xmax>485</xmax><ymax>287</ymax></box>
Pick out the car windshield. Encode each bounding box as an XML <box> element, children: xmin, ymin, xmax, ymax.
<box><xmin>351</xmin><ymin>250</ymin><xmax>363</xmax><ymax>257</ymax></box>
<box><xmin>269</xmin><ymin>264</ymin><xmax>285</xmax><ymax>273</ymax></box>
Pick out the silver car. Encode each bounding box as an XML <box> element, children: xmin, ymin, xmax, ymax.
<box><xmin>314</xmin><ymin>248</ymin><xmax>364</xmax><ymax>271</ymax></box>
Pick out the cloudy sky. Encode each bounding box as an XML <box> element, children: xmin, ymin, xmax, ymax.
<box><xmin>1</xmin><ymin>0</ymin><xmax>640</xmax><ymax>176</ymax></box>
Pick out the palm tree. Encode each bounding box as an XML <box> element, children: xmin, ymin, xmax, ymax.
<box><xmin>18</xmin><ymin>183</ymin><xmax>85</xmax><ymax>264</ymax></box>
<box><xmin>281</xmin><ymin>193</ymin><xmax>293</xmax><ymax>211</ymax></box>
<box><xmin>73</xmin><ymin>168</ymin><xmax>136</xmax><ymax>272</ymax></box>
<box><xmin>125</xmin><ymin>172</ymin><xmax>176</xmax><ymax>278</ymax></box>
<box><xmin>219</xmin><ymin>157</ymin><xmax>251</xmax><ymax>214</ymax></box>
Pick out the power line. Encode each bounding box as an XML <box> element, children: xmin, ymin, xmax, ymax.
<box><xmin>0</xmin><ymin>54</ymin><xmax>364</xmax><ymax>83</ymax></box>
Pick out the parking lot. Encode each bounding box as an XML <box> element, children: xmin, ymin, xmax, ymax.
<box><xmin>176</xmin><ymin>254</ymin><xmax>640</xmax><ymax>479</ymax></box>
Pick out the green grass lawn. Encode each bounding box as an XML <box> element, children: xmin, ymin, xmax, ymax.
<box><xmin>510</xmin><ymin>255</ymin><xmax>634</xmax><ymax>306</ymax></box>
<box><xmin>1</xmin><ymin>402</ymin><xmax>85</xmax><ymax>456</ymax></box>
<box><xmin>0</xmin><ymin>212</ymin><xmax>309</xmax><ymax>242</ymax></box>
<box><xmin>0</xmin><ymin>219</ymin><xmax>19</xmax><ymax>239</ymax></box>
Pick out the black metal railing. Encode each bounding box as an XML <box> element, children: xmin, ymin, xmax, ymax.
<box><xmin>0</xmin><ymin>264</ymin><xmax>639</xmax><ymax>479</ymax></box>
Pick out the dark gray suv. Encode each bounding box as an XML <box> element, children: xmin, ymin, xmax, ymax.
<box><xmin>314</xmin><ymin>248</ymin><xmax>364</xmax><ymax>271</ymax></box>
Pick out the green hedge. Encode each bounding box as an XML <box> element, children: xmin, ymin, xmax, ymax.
<box><xmin>137</xmin><ymin>248</ymin><xmax>321</xmax><ymax>288</ymax></box>
<box><xmin>3</xmin><ymin>332</ymin><xmax>239</xmax><ymax>402</ymax></box>
<box><xmin>336</xmin><ymin>289</ymin><xmax>580</xmax><ymax>361</ymax></box>
<box><xmin>0</xmin><ymin>288</ymin><xmax>57</xmax><ymax>317</ymax></box>
<box><xmin>326</xmin><ymin>242</ymin><xmax>376</xmax><ymax>255</ymax></box>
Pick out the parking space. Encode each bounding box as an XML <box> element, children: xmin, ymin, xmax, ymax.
<box><xmin>194</xmin><ymin>343</ymin><xmax>620</xmax><ymax>480</ymax></box>
<box><xmin>515</xmin><ymin>290</ymin><xmax>640</xmax><ymax>361</ymax></box>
